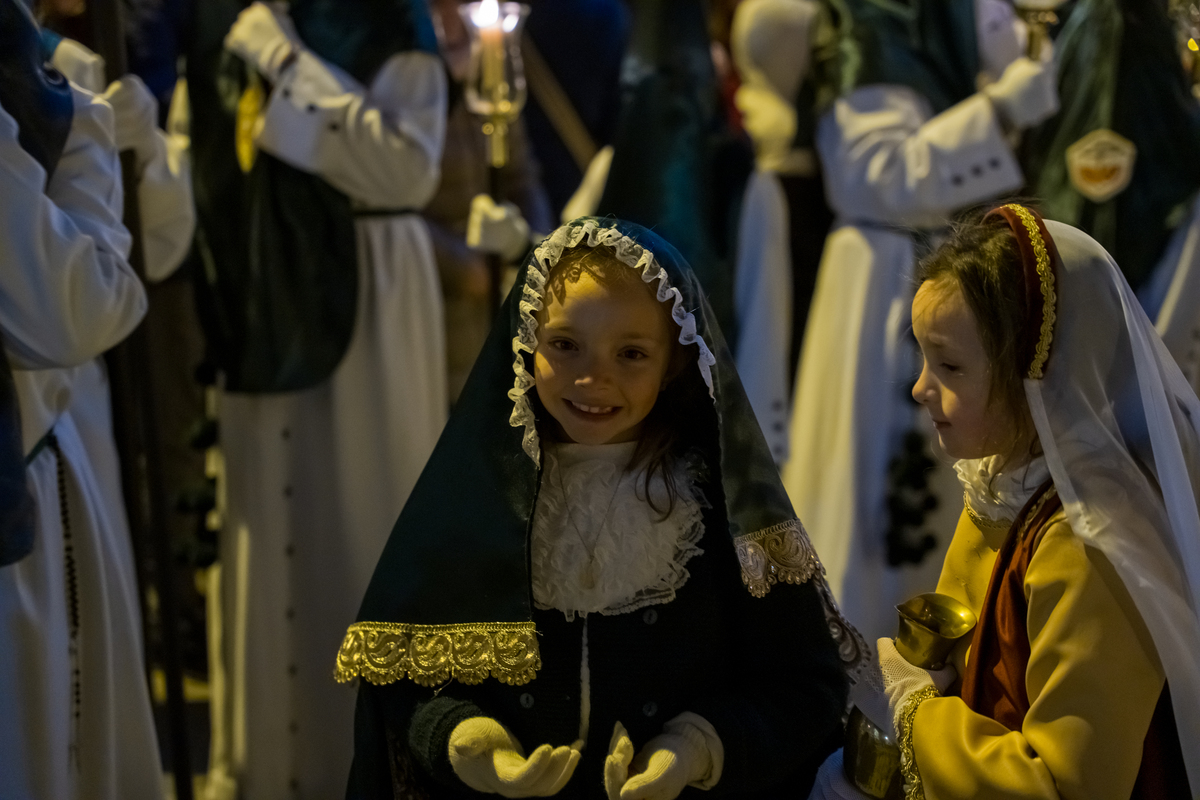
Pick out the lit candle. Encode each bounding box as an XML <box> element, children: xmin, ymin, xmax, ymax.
<box><xmin>473</xmin><ymin>0</ymin><xmax>505</xmax><ymax>111</ymax></box>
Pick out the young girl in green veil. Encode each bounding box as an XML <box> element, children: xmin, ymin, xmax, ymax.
<box><xmin>339</xmin><ymin>218</ymin><xmax>860</xmax><ymax>799</ymax></box>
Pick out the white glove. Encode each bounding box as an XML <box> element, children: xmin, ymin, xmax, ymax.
<box><xmin>877</xmin><ymin>638</ymin><xmax>955</xmax><ymax>736</ymax></box>
<box><xmin>807</xmin><ymin>749</ymin><xmax>873</xmax><ymax>800</ymax></box>
<box><xmin>982</xmin><ymin>56</ymin><xmax>1059</xmax><ymax>131</ymax></box>
<box><xmin>605</xmin><ymin>722</ymin><xmax>635</xmax><ymax>800</ymax></box>
<box><xmin>223</xmin><ymin>1</ymin><xmax>301</xmax><ymax>83</ymax></box>
<box><xmin>448</xmin><ymin>716</ymin><xmax>581</xmax><ymax>797</ymax></box>
<box><xmin>619</xmin><ymin>719</ymin><xmax>713</xmax><ymax>800</ymax></box>
<box><xmin>102</xmin><ymin>75</ymin><xmax>159</xmax><ymax>163</ymax></box>
<box><xmin>467</xmin><ymin>194</ymin><xmax>532</xmax><ymax>263</ymax></box>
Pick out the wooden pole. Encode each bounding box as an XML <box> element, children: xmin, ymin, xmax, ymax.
<box><xmin>87</xmin><ymin>2</ymin><xmax>194</xmax><ymax>796</ymax></box>
<box><xmin>488</xmin><ymin>163</ymin><xmax>505</xmax><ymax>315</ymax></box>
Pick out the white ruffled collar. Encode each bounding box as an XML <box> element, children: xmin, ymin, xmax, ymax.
<box><xmin>954</xmin><ymin>454</ymin><xmax>1051</xmax><ymax>525</ymax></box>
<box><xmin>531</xmin><ymin>442</ymin><xmax>705</xmax><ymax>622</ymax></box>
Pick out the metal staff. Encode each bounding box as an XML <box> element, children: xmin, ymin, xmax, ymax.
<box><xmin>88</xmin><ymin>1</ymin><xmax>194</xmax><ymax>797</ymax></box>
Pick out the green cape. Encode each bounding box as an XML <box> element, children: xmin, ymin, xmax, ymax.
<box><xmin>830</xmin><ymin>0</ymin><xmax>978</xmax><ymax>113</ymax></box>
<box><xmin>596</xmin><ymin>0</ymin><xmax>754</xmax><ymax>345</ymax></box>
<box><xmin>187</xmin><ymin>0</ymin><xmax>436</xmax><ymax>392</ymax></box>
<box><xmin>1021</xmin><ymin>0</ymin><xmax>1200</xmax><ymax>290</ymax></box>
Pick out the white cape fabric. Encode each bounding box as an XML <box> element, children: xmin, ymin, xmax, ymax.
<box><xmin>0</xmin><ymin>81</ymin><xmax>159</xmax><ymax>799</ymax></box>
<box><xmin>1034</xmin><ymin>221</ymin><xmax>1200</xmax><ymax>792</ymax></box>
<box><xmin>733</xmin><ymin>169</ymin><xmax>793</xmax><ymax>462</ymax></box>
<box><xmin>205</xmin><ymin>49</ymin><xmax>448</xmax><ymax>800</ymax></box>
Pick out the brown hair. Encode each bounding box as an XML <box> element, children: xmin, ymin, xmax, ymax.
<box><xmin>916</xmin><ymin>208</ymin><xmax>1040</xmax><ymax>469</ymax></box>
<box><xmin>536</xmin><ymin>245</ymin><xmax>707</xmax><ymax>516</ymax></box>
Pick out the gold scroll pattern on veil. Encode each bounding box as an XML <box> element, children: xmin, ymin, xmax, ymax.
<box><xmin>734</xmin><ymin>519</ymin><xmax>869</xmax><ymax>675</ymax></box>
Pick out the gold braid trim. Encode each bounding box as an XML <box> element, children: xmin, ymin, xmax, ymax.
<box><xmin>898</xmin><ymin>685</ymin><xmax>939</xmax><ymax>800</ymax></box>
<box><xmin>962</xmin><ymin>492</ymin><xmax>1013</xmax><ymax>534</ymax></box>
<box><xmin>1002</xmin><ymin>204</ymin><xmax>1057</xmax><ymax>379</ymax></box>
<box><xmin>734</xmin><ymin>520</ymin><xmax>870</xmax><ymax>674</ymax></box>
<box><xmin>335</xmin><ymin>621</ymin><xmax>541</xmax><ymax>688</ymax></box>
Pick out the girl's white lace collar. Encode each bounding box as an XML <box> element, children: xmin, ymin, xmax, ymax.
<box><xmin>954</xmin><ymin>454</ymin><xmax>1050</xmax><ymax>526</ymax></box>
<box><xmin>531</xmin><ymin>442</ymin><xmax>705</xmax><ymax>622</ymax></box>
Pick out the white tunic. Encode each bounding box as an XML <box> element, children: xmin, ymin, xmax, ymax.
<box><xmin>205</xmin><ymin>49</ymin><xmax>448</xmax><ymax>800</ymax></box>
<box><xmin>782</xmin><ymin>85</ymin><xmax>1024</xmax><ymax>641</ymax></box>
<box><xmin>0</xmin><ymin>81</ymin><xmax>158</xmax><ymax>800</ymax></box>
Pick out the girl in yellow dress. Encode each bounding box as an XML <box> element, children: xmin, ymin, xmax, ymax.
<box><xmin>813</xmin><ymin>204</ymin><xmax>1199</xmax><ymax>800</ymax></box>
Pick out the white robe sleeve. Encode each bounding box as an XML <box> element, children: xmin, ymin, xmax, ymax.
<box><xmin>0</xmin><ymin>88</ymin><xmax>146</xmax><ymax>370</ymax></box>
<box><xmin>734</xmin><ymin>169</ymin><xmax>792</xmax><ymax>463</ymax></box>
<box><xmin>817</xmin><ymin>85</ymin><xmax>1024</xmax><ymax>227</ymax></box>
<box><xmin>137</xmin><ymin>80</ymin><xmax>195</xmax><ymax>283</ymax></box>
<box><xmin>50</xmin><ymin>39</ymin><xmax>196</xmax><ymax>283</ymax></box>
<box><xmin>255</xmin><ymin>49</ymin><xmax>447</xmax><ymax>210</ymax></box>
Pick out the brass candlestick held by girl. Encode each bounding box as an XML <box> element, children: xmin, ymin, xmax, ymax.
<box><xmin>842</xmin><ymin>594</ymin><xmax>977</xmax><ymax>799</ymax></box>
<box><xmin>339</xmin><ymin>217</ymin><xmax>864</xmax><ymax>799</ymax></box>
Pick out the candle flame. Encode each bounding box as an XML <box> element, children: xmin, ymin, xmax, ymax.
<box><xmin>472</xmin><ymin>0</ymin><xmax>500</xmax><ymax>27</ymax></box>
<box><xmin>1190</xmin><ymin>38</ymin><xmax>1199</xmax><ymax>53</ymax></box>
<box><xmin>502</xmin><ymin>12</ymin><xmax>519</xmax><ymax>33</ymax></box>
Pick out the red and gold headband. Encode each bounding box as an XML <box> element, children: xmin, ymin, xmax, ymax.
<box><xmin>984</xmin><ymin>203</ymin><xmax>1059</xmax><ymax>379</ymax></box>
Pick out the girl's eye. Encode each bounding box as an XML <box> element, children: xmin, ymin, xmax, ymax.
<box><xmin>620</xmin><ymin>348</ymin><xmax>647</xmax><ymax>360</ymax></box>
<box><xmin>550</xmin><ymin>339</ymin><xmax>577</xmax><ymax>352</ymax></box>
<box><xmin>941</xmin><ymin>362</ymin><xmax>960</xmax><ymax>373</ymax></box>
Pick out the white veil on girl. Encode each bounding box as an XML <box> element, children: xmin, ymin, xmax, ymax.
<box><xmin>1028</xmin><ymin>214</ymin><xmax>1200</xmax><ymax>792</ymax></box>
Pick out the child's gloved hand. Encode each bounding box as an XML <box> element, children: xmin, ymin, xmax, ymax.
<box><xmin>467</xmin><ymin>194</ymin><xmax>532</xmax><ymax>263</ymax></box>
<box><xmin>224</xmin><ymin>1</ymin><xmax>301</xmax><ymax>83</ymax></box>
<box><xmin>875</xmin><ymin>637</ymin><xmax>956</xmax><ymax>736</ymax></box>
<box><xmin>618</xmin><ymin>716</ymin><xmax>715</xmax><ymax>800</ymax></box>
<box><xmin>101</xmin><ymin>76</ymin><xmax>158</xmax><ymax>165</ymax></box>
<box><xmin>982</xmin><ymin>56</ymin><xmax>1059</xmax><ymax>131</ymax></box>
<box><xmin>448</xmin><ymin>716</ymin><xmax>581</xmax><ymax>797</ymax></box>
<box><xmin>604</xmin><ymin>721</ymin><xmax>635</xmax><ymax>800</ymax></box>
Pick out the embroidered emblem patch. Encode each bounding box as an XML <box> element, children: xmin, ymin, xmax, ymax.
<box><xmin>1066</xmin><ymin>129</ymin><xmax>1137</xmax><ymax>203</ymax></box>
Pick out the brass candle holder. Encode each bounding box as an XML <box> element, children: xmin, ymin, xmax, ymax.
<box><xmin>459</xmin><ymin>0</ymin><xmax>531</xmax><ymax>171</ymax></box>
<box><xmin>843</xmin><ymin>593</ymin><xmax>978</xmax><ymax>799</ymax></box>
<box><xmin>1014</xmin><ymin>0</ymin><xmax>1067</xmax><ymax>61</ymax></box>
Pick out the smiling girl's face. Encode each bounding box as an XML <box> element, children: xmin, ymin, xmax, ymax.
<box><xmin>912</xmin><ymin>278</ymin><xmax>1016</xmax><ymax>460</ymax></box>
<box><xmin>533</xmin><ymin>263</ymin><xmax>676</xmax><ymax>446</ymax></box>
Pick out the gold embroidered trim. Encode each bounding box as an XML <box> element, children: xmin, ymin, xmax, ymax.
<box><xmin>735</xmin><ymin>520</ymin><xmax>870</xmax><ymax>673</ymax></box>
<box><xmin>962</xmin><ymin>492</ymin><xmax>1013</xmax><ymax>534</ymax></box>
<box><xmin>335</xmin><ymin>621</ymin><xmax>541</xmax><ymax>688</ymax></box>
<box><xmin>1003</xmin><ymin>204</ymin><xmax>1057</xmax><ymax>379</ymax></box>
<box><xmin>898</xmin><ymin>685</ymin><xmax>939</xmax><ymax>800</ymax></box>
<box><xmin>734</xmin><ymin>519</ymin><xmax>820</xmax><ymax>598</ymax></box>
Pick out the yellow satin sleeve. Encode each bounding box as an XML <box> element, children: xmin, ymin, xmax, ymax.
<box><xmin>913</xmin><ymin>510</ymin><xmax>1164</xmax><ymax>800</ymax></box>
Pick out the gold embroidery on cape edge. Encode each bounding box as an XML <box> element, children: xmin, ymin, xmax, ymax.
<box><xmin>1003</xmin><ymin>204</ymin><xmax>1057</xmax><ymax>380</ymax></box>
<box><xmin>898</xmin><ymin>685</ymin><xmax>939</xmax><ymax>800</ymax></box>
<box><xmin>734</xmin><ymin>519</ymin><xmax>820</xmax><ymax>597</ymax></box>
<box><xmin>734</xmin><ymin>520</ymin><xmax>871</xmax><ymax>674</ymax></box>
<box><xmin>335</xmin><ymin>621</ymin><xmax>541</xmax><ymax>688</ymax></box>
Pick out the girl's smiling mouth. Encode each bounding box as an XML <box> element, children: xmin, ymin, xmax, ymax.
<box><xmin>566</xmin><ymin>400</ymin><xmax>617</xmax><ymax>416</ymax></box>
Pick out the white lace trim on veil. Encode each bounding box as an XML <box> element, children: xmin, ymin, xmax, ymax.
<box><xmin>508</xmin><ymin>220</ymin><xmax>718</xmax><ymax>465</ymax></box>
